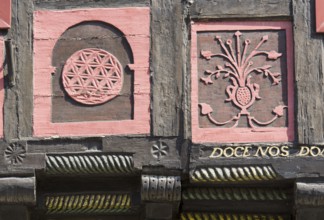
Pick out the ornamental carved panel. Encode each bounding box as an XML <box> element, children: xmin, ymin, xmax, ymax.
<box><xmin>33</xmin><ymin>8</ymin><xmax>150</xmax><ymax>137</ymax></box>
<box><xmin>191</xmin><ymin>22</ymin><xmax>294</xmax><ymax>143</ymax></box>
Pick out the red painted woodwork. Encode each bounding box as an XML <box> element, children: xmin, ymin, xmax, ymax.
<box><xmin>33</xmin><ymin>8</ymin><xmax>150</xmax><ymax>137</ymax></box>
<box><xmin>0</xmin><ymin>0</ymin><xmax>11</xmax><ymax>29</ymax></box>
<box><xmin>0</xmin><ymin>38</ymin><xmax>4</xmax><ymax>137</ymax></box>
<box><xmin>316</xmin><ymin>0</ymin><xmax>324</xmax><ymax>33</ymax></box>
<box><xmin>191</xmin><ymin>21</ymin><xmax>294</xmax><ymax>143</ymax></box>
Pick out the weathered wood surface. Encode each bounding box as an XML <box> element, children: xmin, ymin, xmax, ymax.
<box><xmin>151</xmin><ymin>0</ymin><xmax>184</xmax><ymax>136</ymax></box>
<box><xmin>103</xmin><ymin>137</ymin><xmax>181</xmax><ymax>170</ymax></box>
<box><xmin>296</xmin><ymin>182</ymin><xmax>324</xmax><ymax>207</ymax></box>
<box><xmin>190</xmin><ymin>0</ymin><xmax>291</xmax><ymax>19</ymax></box>
<box><xmin>293</xmin><ymin>0</ymin><xmax>324</xmax><ymax>144</ymax></box>
<box><xmin>0</xmin><ymin>206</ymin><xmax>29</xmax><ymax>220</ymax></box>
<box><xmin>0</xmin><ymin>177</ymin><xmax>35</xmax><ymax>205</ymax></box>
<box><xmin>5</xmin><ymin>0</ymin><xmax>34</xmax><ymax>140</ymax></box>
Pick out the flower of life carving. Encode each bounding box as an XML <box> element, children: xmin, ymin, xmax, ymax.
<box><xmin>62</xmin><ymin>48</ymin><xmax>124</xmax><ymax>105</ymax></box>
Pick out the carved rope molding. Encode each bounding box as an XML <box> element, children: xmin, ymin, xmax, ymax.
<box><xmin>45</xmin><ymin>154</ymin><xmax>134</xmax><ymax>175</ymax></box>
<box><xmin>45</xmin><ymin>193</ymin><xmax>131</xmax><ymax>215</ymax></box>
<box><xmin>141</xmin><ymin>175</ymin><xmax>181</xmax><ymax>201</ymax></box>
<box><xmin>182</xmin><ymin>187</ymin><xmax>289</xmax><ymax>201</ymax></box>
<box><xmin>180</xmin><ymin>213</ymin><xmax>288</xmax><ymax>220</ymax></box>
<box><xmin>190</xmin><ymin>165</ymin><xmax>278</xmax><ymax>183</ymax></box>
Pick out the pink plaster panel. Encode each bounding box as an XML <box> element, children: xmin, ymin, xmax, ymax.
<box><xmin>33</xmin><ymin>8</ymin><xmax>150</xmax><ymax>137</ymax></box>
<box><xmin>0</xmin><ymin>38</ymin><xmax>4</xmax><ymax>137</ymax></box>
<box><xmin>316</xmin><ymin>0</ymin><xmax>324</xmax><ymax>33</ymax></box>
<box><xmin>0</xmin><ymin>0</ymin><xmax>11</xmax><ymax>29</ymax></box>
<box><xmin>191</xmin><ymin>21</ymin><xmax>294</xmax><ymax>143</ymax></box>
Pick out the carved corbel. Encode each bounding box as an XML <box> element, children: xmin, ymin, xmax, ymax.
<box><xmin>141</xmin><ymin>175</ymin><xmax>181</xmax><ymax>220</ymax></box>
<box><xmin>295</xmin><ymin>182</ymin><xmax>324</xmax><ymax>220</ymax></box>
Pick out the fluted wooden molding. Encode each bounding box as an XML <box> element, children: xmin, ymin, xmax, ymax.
<box><xmin>141</xmin><ymin>175</ymin><xmax>181</xmax><ymax>201</ymax></box>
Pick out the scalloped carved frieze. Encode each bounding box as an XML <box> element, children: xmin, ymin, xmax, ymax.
<box><xmin>141</xmin><ymin>175</ymin><xmax>181</xmax><ymax>202</ymax></box>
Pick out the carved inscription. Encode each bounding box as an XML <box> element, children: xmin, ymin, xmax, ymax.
<box><xmin>209</xmin><ymin>146</ymin><xmax>324</xmax><ymax>158</ymax></box>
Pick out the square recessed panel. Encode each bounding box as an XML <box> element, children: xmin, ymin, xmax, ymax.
<box><xmin>33</xmin><ymin>8</ymin><xmax>150</xmax><ymax>137</ymax></box>
<box><xmin>191</xmin><ymin>21</ymin><xmax>294</xmax><ymax>143</ymax></box>
<box><xmin>0</xmin><ymin>0</ymin><xmax>11</xmax><ymax>29</ymax></box>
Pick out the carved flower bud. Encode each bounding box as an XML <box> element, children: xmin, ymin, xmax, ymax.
<box><xmin>200</xmin><ymin>76</ymin><xmax>213</xmax><ymax>85</ymax></box>
<box><xmin>267</xmin><ymin>50</ymin><xmax>282</xmax><ymax>60</ymax></box>
<box><xmin>201</xmin><ymin>50</ymin><xmax>212</xmax><ymax>60</ymax></box>
<box><xmin>216</xmin><ymin>65</ymin><xmax>223</xmax><ymax>70</ymax></box>
<box><xmin>262</xmin><ymin>35</ymin><xmax>269</xmax><ymax>41</ymax></box>
<box><xmin>273</xmin><ymin>105</ymin><xmax>287</xmax><ymax>117</ymax></box>
<box><xmin>234</xmin><ymin>31</ymin><xmax>242</xmax><ymax>37</ymax></box>
<box><xmin>199</xmin><ymin>103</ymin><xmax>213</xmax><ymax>115</ymax></box>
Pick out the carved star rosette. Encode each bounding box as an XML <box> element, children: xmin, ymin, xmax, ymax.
<box><xmin>191</xmin><ymin>21</ymin><xmax>294</xmax><ymax>143</ymax></box>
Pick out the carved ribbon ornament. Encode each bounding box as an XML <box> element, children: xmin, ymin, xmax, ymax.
<box><xmin>200</xmin><ymin>31</ymin><xmax>286</xmax><ymax>128</ymax></box>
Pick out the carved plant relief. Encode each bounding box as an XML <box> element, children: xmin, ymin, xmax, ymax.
<box><xmin>191</xmin><ymin>22</ymin><xmax>294</xmax><ymax>143</ymax></box>
<box><xmin>199</xmin><ymin>31</ymin><xmax>286</xmax><ymax>128</ymax></box>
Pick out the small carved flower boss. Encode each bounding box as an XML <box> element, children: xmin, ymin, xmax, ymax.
<box><xmin>191</xmin><ymin>22</ymin><xmax>294</xmax><ymax>143</ymax></box>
